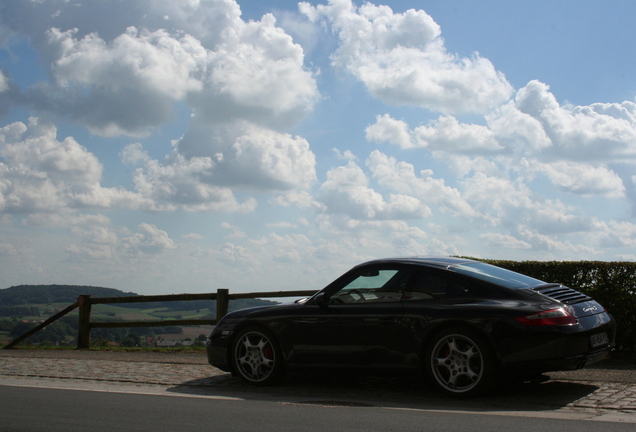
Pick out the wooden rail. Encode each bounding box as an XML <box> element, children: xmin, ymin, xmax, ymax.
<box><xmin>3</xmin><ymin>288</ymin><xmax>317</xmax><ymax>349</ymax></box>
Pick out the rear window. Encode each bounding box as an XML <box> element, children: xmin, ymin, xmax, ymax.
<box><xmin>451</xmin><ymin>262</ymin><xmax>544</xmax><ymax>289</ymax></box>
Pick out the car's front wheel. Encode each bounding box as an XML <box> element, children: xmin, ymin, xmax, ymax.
<box><xmin>425</xmin><ymin>327</ymin><xmax>494</xmax><ymax>397</ymax></box>
<box><xmin>231</xmin><ymin>327</ymin><xmax>284</xmax><ymax>385</ymax></box>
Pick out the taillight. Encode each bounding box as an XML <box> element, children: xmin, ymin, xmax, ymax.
<box><xmin>514</xmin><ymin>308</ymin><xmax>577</xmax><ymax>326</ymax></box>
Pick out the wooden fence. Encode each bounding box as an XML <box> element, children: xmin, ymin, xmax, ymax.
<box><xmin>2</xmin><ymin>289</ymin><xmax>317</xmax><ymax>349</ymax></box>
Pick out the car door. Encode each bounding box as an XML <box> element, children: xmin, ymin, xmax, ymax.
<box><xmin>292</xmin><ymin>265</ymin><xmax>412</xmax><ymax>367</ymax></box>
<box><xmin>401</xmin><ymin>268</ymin><xmax>484</xmax><ymax>338</ymax></box>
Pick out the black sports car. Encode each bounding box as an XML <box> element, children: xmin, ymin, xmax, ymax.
<box><xmin>206</xmin><ymin>257</ymin><xmax>615</xmax><ymax>397</ymax></box>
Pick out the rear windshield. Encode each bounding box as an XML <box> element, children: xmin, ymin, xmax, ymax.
<box><xmin>451</xmin><ymin>262</ymin><xmax>545</xmax><ymax>289</ymax></box>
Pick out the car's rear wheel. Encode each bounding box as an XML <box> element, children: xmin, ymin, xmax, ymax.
<box><xmin>425</xmin><ymin>327</ymin><xmax>493</xmax><ymax>397</ymax></box>
<box><xmin>231</xmin><ymin>327</ymin><xmax>284</xmax><ymax>385</ymax></box>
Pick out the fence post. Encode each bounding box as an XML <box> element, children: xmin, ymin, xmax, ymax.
<box><xmin>216</xmin><ymin>289</ymin><xmax>229</xmax><ymax>321</ymax></box>
<box><xmin>77</xmin><ymin>295</ymin><xmax>92</xmax><ymax>349</ymax></box>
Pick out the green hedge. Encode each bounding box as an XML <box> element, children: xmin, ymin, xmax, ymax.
<box><xmin>477</xmin><ymin>260</ymin><xmax>636</xmax><ymax>352</ymax></box>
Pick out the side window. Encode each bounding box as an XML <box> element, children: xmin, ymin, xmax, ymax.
<box><xmin>402</xmin><ymin>271</ymin><xmax>469</xmax><ymax>301</ymax></box>
<box><xmin>329</xmin><ymin>268</ymin><xmax>408</xmax><ymax>304</ymax></box>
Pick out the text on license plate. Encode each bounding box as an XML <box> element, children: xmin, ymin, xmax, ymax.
<box><xmin>590</xmin><ymin>332</ymin><xmax>609</xmax><ymax>348</ymax></box>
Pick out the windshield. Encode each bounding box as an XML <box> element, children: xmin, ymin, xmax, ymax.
<box><xmin>451</xmin><ymin>262</ymin><xmax>545</xmax><ymax>289</ymax></box>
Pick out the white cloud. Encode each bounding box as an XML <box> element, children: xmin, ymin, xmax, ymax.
<box><xmin>517</xmin><ymin>227</ymin><xmax>596</xmax><ymax>255</ymax></box>
<box><xmin>221</xmin><ymin>221</ymin><xmax>247</xmax><ymax>239</ymax></box>
<box><xmin>265</xmin><ymin>233</ymin><xmax>313</xmax><ymax>263</ymax></box>
<box><xmin>367</xmin><ymin>114</ymin><xmax>502</xmax><ymax>154</ymax></box>
<box><xmin>513</xmin><ymin>81</ymin><xmax>636</xmax><ymax>162</ymax></box>
<box><xmin>219</xmin><ymin>126</ymin><xmax>317</xmax><ymax>190</ymax></box>
<box><xmin>271</xmin><ymin>190</ymin><xmax>323</xmax><ymax>210</ymax></box>
<box><xmin>0</xmin><ymin>241</ymin><xmax>18</xmax><ymax>257</ymax></box>
<box><xmin>59</xmin><ymin>214</ymin><xmax>119</xmax><ymax>262</ymax></box>
<box><xmin>32</xmin><ymin>26</ymin><xmax>206</xmax><ymax>136</ymax></box>
<box><xmin>366</xmin><ymin>114</ymin><xmax>413</xmax><ymax>148</ymax></box>
<box><xmin>121</xmin><ymin>222</ymin><xmax>176</xmax><ymax>255</ymax></box>
<box><xmin>218</xmin><ymin>242</ymin><xmax>257</xmax><ymax>265</ymax></box>
<box><xmin>70</xmin><ymin>223</ymin><xmax>118</xmax><ymax>246</ymax></box>
<box><xmin>3</xmin><ymin>1</ymin><xmax>319</xmax><ymax>210</ymax></box>
<box><xmin>0</xmin><ymin>70</ymin><xmax>8</xmax><ymax>92</ymax></box>
<box><xmin>524</xmin><ymin>159</ymin><xmax>625</xmax><ymax>198</ymax></box>
<box><xmin>182</xmin><ymin>232</ymin><xmax>203</xmax><ymax>241</ymax></box>
<box><xmin>0</xmin><ymin>117</ymin><xmax>145</xmax><ymax>213</ymax></box>
<box><xmin>486</xmin><ymin>97</ymin><xmax>552</xmax><ymax>153</ymax></box>
<box><xmin>0</xmin><ymin>0</ymin><xmax>244</xmax><ymax>50</ymax></box>
<box><xmin>131</xmin><ymin>123</ymin><xmax>317</xmax><ymax>209</ymax></box>
<box><xmin>191</xmin><ymin>13</ymin><xmax>319</xmax><ymax>130</ymax></box>
<box><xmin>591</xmin><ymin>220</ymin><xmax>636</xmax><ymax>248</ymax></box>
<box><xmin>132</xmin><ymin>152</ymin><xmax>257</xmax><ymax>212</ymax></box>
<box><xmin>49</xmin><ymin>27</ymin><xmax>205</xmax><ymax>101</ymax></box>
<box><xmin>333</xmin><ymin>148</ymin><xmax>358</xmax><ymax>160</ymax></box>
<box><xmin>9</xmin><ymin>1</ymin><xmax>318</xmax><ymax>140</ymax></box>
<box><xmin>412</xmin><ymin>116</ymin><xmax>502</xmax><ymax>154</ymax></box>
<box><xmin>366</xmin><ymin>150</ymin><xmax>476</xmax><ymax>218</ymax></box>
<box><xmin>390</xmin><ymin>225</ymin><xmax>428</xmax><ymax>255</ymax></box>
<box><xmin>318</xmin><ymin>160</ymin><xmax>430</xmax><ymax>220</ymax></box>
<box><xmin>65</xmin><ymin>243</ymin><xmax>114</xmax><ymax>261</ymax></box>
<box><xmin>120</xmin><ymin>143</ymin><xmax>151</xmax><ymax>166</ymax></box>
<box><xmin>301</xmin><ymin>0</ymin><xmax>512</xmax><ymax>114</ymax></box>
<box><xmin>367</xmin><ymin>81</ymin><xmax>636</xmax><ymax>204</ymax></box>
<box><xmin>479</xmin><ymin>232</ymin><xmax>532</xmax><ymax>250</ymax></box>
<box><xmin>461</xmin><ymin>172</ymin><xmax>595</xmax><ymax>235</ymax></box>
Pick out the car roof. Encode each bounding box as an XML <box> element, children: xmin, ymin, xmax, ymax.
<box><xmin>354</xmin><ymin>257</ymin><xmax>477</xmax><ymax>270</ymax></box>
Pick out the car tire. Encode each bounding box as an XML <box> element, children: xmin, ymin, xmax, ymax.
<box><xmin>424</xmin><ymin>327</ymin><xmax>494</xmax><ymax>398</ymax></box>
<box><xmin>231</xmin><ymin>327</ymin><xmax>284</xmax><ymax>385</ymax></box>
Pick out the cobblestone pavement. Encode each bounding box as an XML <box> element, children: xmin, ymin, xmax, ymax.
<box><xmin>1</xmin><ymin>349</ymin><xmax>635</xmax><ymax>414</ymax></box>
<box><xmin>572</xmin><ymin>383</ymin><xmax>636</xmax><ymax>411</ymax></box>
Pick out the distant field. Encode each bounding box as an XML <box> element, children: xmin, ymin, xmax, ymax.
<box><xmin>12</xmin><ymin>302</ymin><xmax>214</xmax><ymax>323</ymax></box>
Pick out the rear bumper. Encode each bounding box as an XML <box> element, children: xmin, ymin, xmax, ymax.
<box><xmin>519</xmin><ymin>345</ymin><xmax>612</xmax><ymax>372</ymax></box>
<box><xmin>498</xmin><ymin>312</ymin><xmax>616</xmax><ymax>372</ymax></box>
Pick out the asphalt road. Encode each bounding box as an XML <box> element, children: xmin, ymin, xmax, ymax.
<box><xmin>1</xmin><ymin>384</ymin><xmax>635</xmax><ymax>432</ymax></box>
<box><xmin>1</xmin><ymin>348</ymin><xmax>635</xmax><ymax>430</ymax></box>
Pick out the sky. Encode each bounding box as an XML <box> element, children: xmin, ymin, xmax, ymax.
<box><xmin>1</xmin><ymin>0</ymin><xmax>636</xmax><ymax>295</ymax></box>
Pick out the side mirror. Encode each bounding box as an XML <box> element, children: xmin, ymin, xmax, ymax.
<box><xmin>311</xmin><ymin>292</ymin><xmax>328</xmax><ymax>307</ymax></box>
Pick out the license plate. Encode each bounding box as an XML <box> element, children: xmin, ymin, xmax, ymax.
<box><xmin>590</xmin><ymin>332</ymin><xmax>609</xmax><ymax>348</ymax></box>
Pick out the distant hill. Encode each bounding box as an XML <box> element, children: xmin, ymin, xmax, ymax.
<box><xmin>0</xmin><ymin>284</ymin><xmax>277</xmax><ymax>318</ymax></box>
<box><xmin>0</xmin><ymin>285</ymin><xmax>137</xmax><ymax>307</ymax></box>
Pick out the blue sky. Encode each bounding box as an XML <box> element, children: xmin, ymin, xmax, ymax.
<box><xmin>1</xmin><ymin>0</ymin><xmax>636</xmax><ymax>295</ymax></box>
